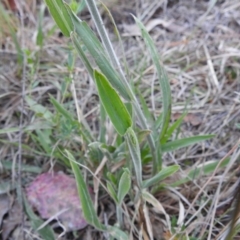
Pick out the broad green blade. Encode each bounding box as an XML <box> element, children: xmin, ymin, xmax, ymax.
<box><xmin>143</xmin><ymin>165</ymin><xmax>179</xmax><ymax>188</ymax></box>
<box><xmin>94</xmin><ymin>70</ymin><xmax>132</xmax><ymax>136</ymax></box>
<box><xmin>66</xmin><ymin>150</ymin><xmax>106</xmax><ymax>231</ymax></box>
<box><xmin>125</xmin><ymin>127</ymin><xmax>142</xmax><ymax>187</ymax></box>
<box><xmin>108</xmin><ymin>226</ymin><xmax>129</xmax><ymax>240</ymax></box>
<box><xmin>45</xmin><ymin>0</ymin><xmax>73</xmax><ymax>36</ymax></box>
<box><xmin>161</xmin><ymin>135</ymin><xmax>215</xmax><ymax>152</ymax></box>
<box><xmin>25</xmin><ymin>96</ymin><xmax>53</xmax><ymax>120</ymax></box>
<box><xmin>134</xmin><ymin>16</ymin><xmax>171</xmax><ymax>139</ymax></box>
<box><xmin>117</xmin><ymin>169</ymin><xmax>131</xmax><ymax>204</ymax></box>
<box><xmin>65</xmin><ymin>4</ymin><xmax>130</xmax><ymax>100</ymax></box>
<box><xmin>171</xmin><ymin>158</ymin><xmax>230</xmax><ymax>187</ymax></box>
<box><xmin>23</xmin><ymin>194</ymin><xmax>55</xmax><ymax>240</ymax></box>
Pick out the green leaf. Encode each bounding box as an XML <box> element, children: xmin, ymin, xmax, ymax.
<box><xmin>0</xmin><ymin>127</ymin><xmax>19</xmax><ymax>134</ymax></box>
<box><xmin>25</xmin><ymin>96</ymin><xmax>53</xmax><ymax>120</ymax></box>
<box><xmin>50</xmin><ymin>96</ymin><xmax>74</xmax><ymax>122</ymax></box>
<box><xmin>23</xmin><ymin>194</ymin><xmax>55</xmax><ymax>240</ymax></box>
<box><xmin>171</xmin><ymin>158</ymin><xmax>230</xmax><ymax>187</ymax></box>
<box><xmin>107</xmin><ymin>181</ymin><xmax>118</xmax><ymax>203</ymax></box>
<box><xmin>137</xmin><ymin>129</ymin><xmax>151</xmax><ymax>145</ymax></box>
<box><xmin>66</xmin><ymin>150</ymin><xmax>106</xmax><ymax>231</ymax></box>
<box><xmin>117</xmin><ymin>169</ymin><xmax>131</xmax><ymax>204</ymax></box>
<box><xmin>108</xmin><ymin>226</ymin><xmax>129</xmax><ymax>240</ymax></box>
<box><xmin>35</xmin><ymin>129</ymin><xmax>52</xmax><ymax>154</ymax></box>
<box><xmin>88</xmin><ymin>142</ymin><xmax>104</xmax><ymax>163</ymax></box>
<box><xmin>2</xmin><ymin>161</ymin><xmax>41</xmax><ymax>173</ymax></box>
<box><xmin>161</xmin><ymin>135</ymin><xmax>215</xmax><ymax>152</ymax></box>
<box><xmin>143</xmin><ymin>165</ymin><xmax>179</xmax><ymax>188</ymax></box>
<box><xmin>94</xmin><ymin>70</ymin><xmax>132</xmax><ymax>136</ymax></box>
<box><xmin>125</xmin><ymin>127</ymin><xmax>142</xmax><ymax>187</ymax></box>
<box><xmin>44</xmin><ymin>0</ymin><xmax>73</xmax><ymax>36</ymax></box>
<box><xmin>134</xmin><ymin>16</ymin><xmax>171</xmax><ymax>139</ymax></box>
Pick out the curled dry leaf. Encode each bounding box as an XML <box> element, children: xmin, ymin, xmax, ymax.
<box><xmin>26</xmin><ymin>172</ymin><xmax>93</xmax><ymax>231</ymax></box>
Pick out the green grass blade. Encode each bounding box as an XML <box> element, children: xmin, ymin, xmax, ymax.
<box><xmin>50</xmin><ymin>95</ymin><xmax>93</xmax><ymax>143</ymax></box>
<box><xmin>134</xmin><ymin>16</ymin><xmax>171</xmax><ymax>140</ymax></box>
<box><xmin>2</xmin><ymin>161</ymin><xmax>41</xmax><ymax>173</ymax></box>
<box><xmin>70</xmin><ymin>32</ymin><xmax>93</xmax><ymax>78</ymax></box>
<box><xmin>36</xmin><ymin>4</ymin><xmax>45</xmax><ymax>47</ymax></box>
<box><xmin>137</xmin><ymin>89</ymin><xmax>155</xmax><ymax>127</ymax></box>
<box><xmin>0</xmin><ymin>4</ymin><xmax>23</xmax><ymax>65</ymax></box>
<box><xmin>171</xmin><ymin>158</ymin><xmax>230</xmax><ymax>187</ymax></box>
<box><xmin>162</xmin><ymin>135</ymin><xmax>215</xmax><ymax>152</ymax></box>
<box><xmin>100</xmin><ymin>1</ymin><xmax>130</xmax><ymax>78</ymax></box>
<box><xmin>35</xmin><ymin>129</ymin><xmax>52</xmax><ymax>154</ymax></box>
<box><xmin>66</xmin><ymin>150</ymin><xmax>106</xmax><ymax>231</ymax></box>
<box><xmin>0</xmin><ymin>127</ymin><xmax>19</xmax><ymax>134</ymax></box>
<box><xmin>125</xmin><ymin>127</ymin><xmax>142</xmax><ymax>187</ymax></box>
<box><xmin>107</xmin><ymin>181</ymin><xmax>118</xmax><ymax>203</ymax></box>
<box><xmin>44</xmin><ymin>0</ymin><xmax>73</xmax><ymax>36</ymax></box>
<box><xmin>77</xmin><ymin>0</ymin><xmax>87</xmax><ymax>14</ymax></box>
<box><xmin>65</xmin><ymin>4</ymin><xmax>130</xmax><ymax>100</ymax></box>
<box><xmin>50</xmin><ymin>95</ymin><xmax>74</xmax><ymax>122</ymax></box>
<box><xmin>23</xmin><ymin>194</ymin><xmax>55</xmax><ymax>240</ymax></box>
<box><xmin>94</xmin><ymin>70</ymin><xmax>132</xmax><ymax>136</ymax></box>
<box><xmin>161</xmin><ymin>111</ymin><xmax>187</xmax><ymax>144</ymax></box>
<box><xmin>99</xmin><ymin>103</ymin><xmax>107</xmax><ymax>143</ymax></box>
<box><xmin>117</xmin><ymin>169</ymin><xmax>131</xmax><ymax>204</ymax></box>
<box><xmin>143</xmin><ymin>165</ymin><xmax>179</xmax><ymax>188</ymax></box>
<box><xmin>0</xmin><ymin>139</ymin><xmax>49</xmax><ymax>157</ymax></box>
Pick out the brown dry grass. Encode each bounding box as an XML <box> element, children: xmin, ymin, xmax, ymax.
<box><xmin>0</xmin><ymin>0</ymin><xmax>240</xmax><ymax>239</ymax></box>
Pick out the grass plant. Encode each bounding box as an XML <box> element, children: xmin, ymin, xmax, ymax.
<box><xmin>0</xmin><ymin>0</ymin><xmax>240</xmax><ymax>239</ymax></box>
